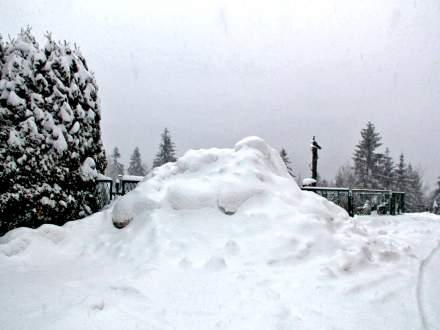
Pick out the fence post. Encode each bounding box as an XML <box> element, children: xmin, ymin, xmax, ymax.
<box><xmin>390</xmin><ymin>193</ymin><xmax>396</xmax><ymax>215</ymax></box>
<box><xmin>348</xmin><ymin>189</ymin><xmax>354</xmax><ymax>217</ymax></box>
<box><xmin>401</xmin><ymin>193</ymin><xmax>405</xmax><ymax>214</ymax></box>
<box><xmin>109</xmin><ymin>180</ymin><xmax>113</xmax><ymax>200</ymax></box>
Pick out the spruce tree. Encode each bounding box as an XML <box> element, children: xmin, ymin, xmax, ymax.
<box><xmin>394</xmin><ymin>154</ymin><xmax>408</xmax><ymax>192</ymax></box>
<box><xmin>378</xmin><ymin>147</ymin><xmax>394</xmax><ymax>190</ymax></box>
<box><xmin>352</xmin><ymin>122</ymin><xmax>383</xmax><ymax>188</ymax></box>
<box><xmin>128</xmin><ymin>147</ymin><xmax>146</xmax><ymax>176</ymax></box>
<box><xmin>431</xmin><ymin>177</ymin><xmax>440</xmax><ymax>213</ymax></box>
<box><xmin>405</xmin><ymin>165</ymin><xmax>426</xmax><ymax>212</ymax></box>
<box><xmin>393</xmin><ymin>154</ymin><xmax>427</xmax><ymax>212</ymax></box>
<box><xmin>153</xmin><ymin>128</ymin><xmax>177</xmax><ymax>168</ymax></box>
<box><xmin>0</xmin><ymin>28</ymin><xmax>106</xmax><ymax>235</ymax></box>
<box><xmin>280</xmin><ymin>148</ymin><xmax>295</xmax><ymax>177</ymax></box>
<box><xmin>106</xmin><ymin>147</ymin><xmax>124</xmax><ymax>181</ymax></box>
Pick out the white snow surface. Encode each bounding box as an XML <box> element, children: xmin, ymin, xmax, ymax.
<box><xmin>80</xmin><ymin>157</ymin><xmax>98</xmax><ymax>181</ymax></box>
<box><xmin>303</xmin><ymin>177</ymin><xmax>317</xmax><ymax>186</ymax></box>
<box><xmin>1</xmin><ymin>137</ymin><xmax>440</xmax><ymax>330</ymax></box>
<box><xmin>121</xmin><ymin>174</ymin><xmax>144</xmax><ymax>182</ymax></box>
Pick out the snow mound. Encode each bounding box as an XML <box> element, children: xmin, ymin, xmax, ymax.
<box><xmin>112</xmin><ymin>136</ymin><xmax>341</xmax><ymax>228</ymax></box>
<box><xmin>3</xmin><ymin>138</ymin><xmax>440</xmax><ymax>329</ymax></box>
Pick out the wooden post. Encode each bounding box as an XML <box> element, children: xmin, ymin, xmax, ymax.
<box><xmin>348</xmin><ymin>190</ymin><xmax>354</xmax><ymax>217</ymax></box>
<box><xmin>311</xmin><ymin>136</ymin><xmax>321</xmax><ymax>185</ymax></box>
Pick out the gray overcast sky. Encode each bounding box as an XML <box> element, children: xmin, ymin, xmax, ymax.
<box><xmin>2</xmin><ymin>0</ymin><xmax>440</xmax><ymax>185</ymax></box>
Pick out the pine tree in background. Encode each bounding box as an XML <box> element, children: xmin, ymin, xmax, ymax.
<box><xmin>280</xmin><ymin>148</ymin><xmax>295</xmax><ymax>177</ymax></box>
<box><xmin>334</xmin><ymin>163</ymin><xmax>356</xmax><ymax>188</ymax></box>
<box><xmin>405</xmin><ymin>165</ymin><xmax>427</xmax><ymax>212</ymax></box>
<box><xmin>430</xmin><ymin>177</ymin><xmax>440</xmax><ymax>213</ymax></box>
<box><xmin>128</xmin><ymin>147</ymin><xmax>146</xmax><ymax>176</ymax></box>
<box><xmin>153</xmin><ymin>128</ymin><xmax>177</xmax><ymax>168</ymax></box>
<box><xmin>394</xmin><ymin>154</ymin><xmax>408</xmax><ymax>192</ymax></box>
<box><xmin>0</xmin><ymin>28</ymin><xmax>106</xmax><ymax>235</ymax></box>
<box><xmin>378</xmin><ymin>147</ymin><xmax>394</xmax><ymax>190</ymax></box>
<box><xmin>352</xmin><ymin>122</ymin><xmax>383</xmax><ymax>188</ymax></box>
<box><xmin>106</xmin><ymin>147</ymin><xmax>124</xmax><ymax>181</ymax></box>
<box><xmin>392</xmin><ymin>154</ymin><xmax>427</xmax><ymax>212</ymax></box>
<box><xmin>0</xmin><ymin>35</ymin><xmax>4</xmax><ymax>75</ymax></box>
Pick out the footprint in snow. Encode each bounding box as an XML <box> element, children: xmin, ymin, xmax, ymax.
<box><xmin>178</xmin><ymin>257</ymin><xmax>193</xmax><ymax>269</ymax></box>
<box><xmin>224</xmin><ymin>240</ymin><xmax>240</xmax><ymax>255</ymax></box>
<box><xmin>204</xmin><ymin>256</ymin><xmax>227</xmax><ymax>271</ymax></box>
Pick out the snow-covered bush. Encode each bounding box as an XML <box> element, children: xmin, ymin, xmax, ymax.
<box><xmin>0</xmin><ymin>28</ymin><xmax>106</xmax><ymax>235</ymax></box>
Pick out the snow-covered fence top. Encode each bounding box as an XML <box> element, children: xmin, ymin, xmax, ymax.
<box><xmin>120</xmin><ymin>175</ymin><xmax>144</xmax><ymax>182</ymax></box>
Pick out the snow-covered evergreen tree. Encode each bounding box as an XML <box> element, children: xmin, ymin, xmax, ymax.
<box><xmin>394</xmin><ymin>154</ymin><xmax>408</xmax><ymax>192</ymax></box>
<box><xmin>405</xmin><ymin>165</ymin><xmax>426</xmax><ymax>212</ymax></box>
<box><xmin>378</xmin><ymin>147</ymin><xmax>394</xmax><ymax>190</ymax></box>
<box><xmin>334</xmin><ymin>163</ymin><xmax>356</xmax><ymax>188</ymax></box>
<box><xmin>392</xmin><ymin>154</ymin><xmax>426</xmax><ymax>212</ymax></box>
<box><xmin>352</xmin><ymin>122</ymin><xmax>383</xmax><ymax>188</ymax></box>
<box><xmin>0</xmin><ymin>28</ymin><xmax>106</xmax><ymax>235</ymax></box>
<box><xmin>153</xmin><ymin>128</ymin><xmax>177</xmax><ymax>168</ymax></box>
<box><xmin>128</xmin><ymin>147</ymin><xmax>146</xmax><ymax>176</ymax></box>
<box><xmin>431</xmin><ymin>177</ymin><xmax>440</xmax><ymax>214</ymax></box>
<box><xmin>106</xmin><ymin>147</ymin><xmax>124</xmax><ymax>181</ymax></box>
<box><xmin>279</xmin><ymin>148</ymin><xmax>295</xmax><ymax>177</ymax></box>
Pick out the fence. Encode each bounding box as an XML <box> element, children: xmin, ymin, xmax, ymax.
<box><xmin>96</xmin><ymin>177</ymin><xmax>405</xmax><ymax>217</ymax></box>
<box><xmin>301</xmin><ymin>186</ymin><xmax>405</xmax><ymax>217</ymax></box>
<box><xmin>96</xmin><ymin>175</ymin><xmax>143</xmax><ymax>209</ymax></box>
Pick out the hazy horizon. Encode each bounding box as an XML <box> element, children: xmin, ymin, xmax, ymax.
<box><xmin>2</xmin><ymin>0</ymin><xmax>439</xmax><ymax>187</ymax></box>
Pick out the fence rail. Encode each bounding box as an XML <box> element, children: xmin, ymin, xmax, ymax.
<box><xmin>301</xmin><ymin>186</ymin><xmax>405</xmax><ymax>217</ymax></box>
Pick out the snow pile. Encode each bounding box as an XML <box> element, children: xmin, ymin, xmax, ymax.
<box><xmin>112</xmin><ymin>136</ymin><xmax>346</xmax><ymax>228</ymax></box>
<box><xmin>1</xmin><ymin>137</ymin><xmax>440</xmax><ymax>329</ymax></box>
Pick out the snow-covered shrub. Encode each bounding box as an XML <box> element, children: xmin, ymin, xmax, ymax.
<box><xmin>0</xmin><ymin>28</ymin><xmax>106</xmax><ymax>235</ymax></box>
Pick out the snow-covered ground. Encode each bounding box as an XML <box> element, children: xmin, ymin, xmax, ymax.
<box><xmin>1</xmin><ymin>137</ymin><xmax>439</xmax><ymax>330</ymax></box>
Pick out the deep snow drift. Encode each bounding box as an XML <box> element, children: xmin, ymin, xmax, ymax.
<box><xmin>1</xmin><ymin>137</ymin><xmax>440</xmax><ymax>330</ymax></box>
<box><xmin>112</xmin><ymin>136</ymin><xmax>347</xmax><ymax>228</ymax></box>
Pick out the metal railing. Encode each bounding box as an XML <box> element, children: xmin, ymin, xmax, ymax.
<box><xmin>96</xmin><ymin>175</ymin><xmax>143</xmax><ymax>208</ymax></box>
<box><xmin>301</xmin><ymin>186</ymin><xmax>405</xmax><ymax>217</ymax></box>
